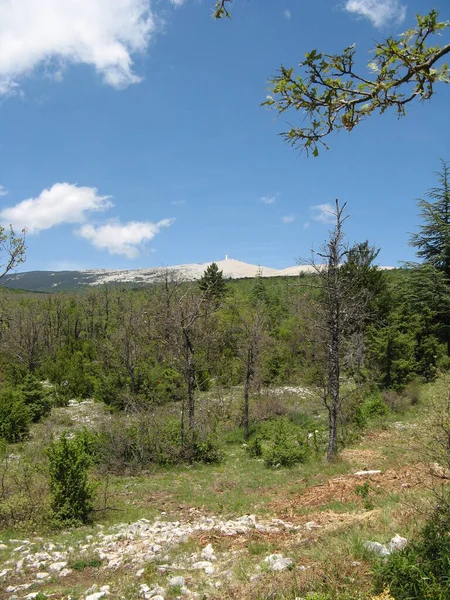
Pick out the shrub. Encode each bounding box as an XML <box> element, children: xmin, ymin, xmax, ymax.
<box><xmin>383</xmin><ymin>390</ymin><xmax>410</xmax><ymax>414</ymax></box>
<box><xmin>191</xmin><ymin>434</ymin><xmax>224</xmax><ymax>464</ymax></box>
<box><xmin>403</xmin><ymin>379</ymin><xmax>422</xmax><ymax>405</ymax></box>
<box><xmin>245</xmin><ymin>435</ymin><xmax>263</xmax><ymax>458</ymax></box>
<box><xmin>362</xmin><ymin>393</ymin><xmax>390</xmax><ymax>420</ymax></box>
<box><xmin>47</xmin><ymin>431</ymin><xmax>95</xmax><ymax>526</ymax></box>
<box><xmin>144</xmin><ymin>365</ymin><xmax>184</xmax><ymax>404</ymax></box>
<box><xmin>262</xmin><ymin>419</ymin><xmax>308</xmax><ymax>468</ymax></box>
<box><xmin>0</xmin><ymin>387</ymin><xmax>31</xmax><ymax>443</ymax></box>
<box><xmin>374</xmin><ymin>502</ymin><xmax>450</xmax><ymax>599</ymax></box>
<box><xmin>94</xmin><ymin>373</ymin><xmax>124</xmax><ymax>408</ymax></box>
<box><xmin>0</xmin><ymin>452</ymin><xmax>50</xmax><ymax>530</ymax></box>
<box><xmin>48</xmin><ymin>348</ymin><xmax>97</xmax><ymax>400</ymax></box>
<box><xmin>20</xmin><ymin>375</ymin><xmax>52</xmax><ymax>422</ymax></box>
<box><xmin>97</xmin><ymin>414</ymin><xmax>182</xmax><ymax>471</ymax></box>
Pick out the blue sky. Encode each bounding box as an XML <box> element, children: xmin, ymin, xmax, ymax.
<box><xmin>0</xmin><ymin>0</ymin><xmax>449</xmax><ymax>272</ymax></box>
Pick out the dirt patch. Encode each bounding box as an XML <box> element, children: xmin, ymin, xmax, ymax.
<box><xmin>340</xmin><ymin>448</ymin><xmax>384</xmax><ymax>467</ymax></box>
<box><xmin>269</xmin><ymin>463</ymin><xmax>431</xmax><ymax>517</ymax></box>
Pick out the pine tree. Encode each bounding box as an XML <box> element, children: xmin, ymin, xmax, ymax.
<box><xmin>410</xmin><ymin>160</ymin><xmax>450</xmax><ymax>355</ymax></box>
<box><xmin>198</xmin><ymin>262</ymin><xmax>227</xmax><ymax>301</ymax></box>
<box><xmin>410</xmin><ymin>160</ymin><xmax>450</xmax><ymax>277</ymax></box>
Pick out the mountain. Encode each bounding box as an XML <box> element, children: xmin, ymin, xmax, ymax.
<box><xmin>3</xmin><ymin>258</ymin><xmax>393</xmax><ymax>293</ymax></box>
<box><xmin>3</xmin><ymin>259</ymin><xmax>320</xmax><ymax>292</ymax></box>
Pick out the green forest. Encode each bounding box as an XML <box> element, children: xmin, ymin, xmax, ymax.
<box><xmin>1</xmin><ymin>163</ymin><xmax>450</xmax><ymax>599</ymax></box>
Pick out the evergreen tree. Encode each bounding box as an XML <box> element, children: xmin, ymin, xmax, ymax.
<box><xmin>198</xmin><ymin>262</ymin><xmax>227</xmax><ymax>301</ymax></box>
<box><xmin>20</xmin><ymin>374</ymin><xmax>51</xmax><ymax>422</ymax></box>
<box><xmin>410</xmin><ymin>160</ymin><xmax>450</xmax><ymax>277</ymax></box>
<box><xmin>410</xmin><ymin>161</ymin><xmax>450</xmax><ymax>355</ymax></box>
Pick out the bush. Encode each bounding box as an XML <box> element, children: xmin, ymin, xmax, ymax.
<box><xmin>245</xmin><ymin>435</ymin><xmax>263</xmax><ymax>458</ymax></box>
<box><xmin>362</xmin><ymin>393</ymin><xmax>390</xmax><ymax>420</ymax></box>
<box><xmin>191</xmin><ymin>434</ymin><xmax>224</xmax><ymax>464</ymax></box>
<box><xmin>374</xmin><ymin>502</ymin><xmax>450</xmax><ymax>599</ymax></box>
<box><xmin>383</xmin><ymin>390</ymin><xmax>410</xmax><ymax>414</ymax></box>
<box><xmin>0</xmin><ymin>452</ymin><xmax>50</xmax><ymax>530</ymax></box>
<box><xmin>261</xmin><ymin>419</ymin><xmax>309</xmax><ymax>468</ymax></box>
<box><xmin>403</xmin><ymin>379</ymin><xmax>422</xmax><ymax>405</ymax></box>
<box><xmin>47</xmin><ymin>348</ymin><xmax>97</xmax><ymax>400</ymax></box>
<box><xmin>94</xmin><ymin>373</ymin><xmax>124</xmax><ymax>409</ymax></box>
<box><xmin>47</xmin><ymin>431</ymin><xmax>95</xmax><ymax>526</ymax></box>
<box><xmin>20</xmin><ymin>375</ymin><xmax>52</xmax><ymax>422</ymax></box>
<box><xmin>0</xmin><ymin>387</ymin><xmax>31</xmax><ymax>443</ymax></box>
<box><xmin>97</xmin><ymin>414</ymin><xmax>182</xmax><ymax>471</ymax></box>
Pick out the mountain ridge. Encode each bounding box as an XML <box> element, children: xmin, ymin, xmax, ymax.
<box><xmin>4</xmin><ymin>258</ymin><xmax>393</xmax><ymax>292</ymax></box>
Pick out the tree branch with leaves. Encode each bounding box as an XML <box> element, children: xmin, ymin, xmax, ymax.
<box><xmin>264</xmin><ymin>10</ymin><xmax>449</xmax><ymax>156</ymax></box>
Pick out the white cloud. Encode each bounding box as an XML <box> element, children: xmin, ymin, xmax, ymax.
<box><xmin>171</xmin><ymin>200</ymin><xmax>186</xmax><ymax>205</ymax></box>
<box><xmin>311</xmin><ymin>203</ymin><xmax>336</xmax><ymax>224</ymax></box>
<box><xmin>77</xmin><ymin>218</ymin><xmax>174</xmax><ymax>257</ymax></box>
<box><xmin>282</xmin><ymin>215</ymin><xmax>295</xmax><ymax>224</ymax></box>
<box><xmin>261</xmin><ymin>195</ymin><xmax>277</xmax><ymax>205</ymax></box>
<box><xmin>283</xmin><ymin>9</ymin><xmax>291</xmax><ymax>20</ymax></box>
<box><xmin>0</xmin><ymin>0</ymin><xmax>156</xmax><ymax>94</ymax></box>
<box><xmin>0</xmin><ymin>184</ymin><xmax>8</xmax><ymax>196</ymax></box>
<box><xmin>303</xmin><ymin>222</ymin><xmax>310</xmax><ymax>230</ymax></box>
<box><xmin>171</xmin><ymin>0</ymin><xmax>186</xmax><ymax>5</ymax></box>
<box><xmin>344</xmin><ymin>0</ymin><xmax>406</xmax><ymax>28</ymax></box>
<box><xmin>0</xmin><ymin>183</ymin><xmax>112</xmax><ymax>233</ymax></box>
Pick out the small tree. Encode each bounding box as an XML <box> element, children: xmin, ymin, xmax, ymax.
<box><xmin>20</xmin><ymin>374</ymin><xmax>51</xmax><ymax>422</ymax></box>
<box><xmin>0</xmin><ymin>225</ymin><xmax>26</xmax><ymax>280</ymax></box>
<box><xmin>47</xmin><ymin>432</ymin><xmax>94</xmax><ymax>525</ymax></box>
<box><xmin>237</xmin><ymin>300</ymin><xmax>268</xmax><ymax>440</ymax></box>
<box><xmin>0</xmin><ymin>388</ymin><xmax>30</xmax><ymax>443</ymax></box>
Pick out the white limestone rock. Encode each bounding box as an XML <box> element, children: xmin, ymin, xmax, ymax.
<box><xmin>264</xmin><ymin>554</ymin><xmax>294</xmax><ymax>571</ymax></box>
<box><xmin>363</xmin><ymin>541</ymin><xmax>391</xmax><ymax>557</ymax></box>
<box><xmin>200</xmin><ymin>543</ymin><xmax>216</xmax><ymax>562</ymax></box>
<box><xmin>390</xmin><ymin>534</ymin><xmax>408</xmax><ymax>552</ymax></box>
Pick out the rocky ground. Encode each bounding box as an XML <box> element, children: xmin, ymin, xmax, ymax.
<box><xmin>0</xmin><ymin>388</ymin><xmax>432</xmax><ymax>600</ymax></box>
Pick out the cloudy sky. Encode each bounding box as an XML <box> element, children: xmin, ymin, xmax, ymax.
<box><xmin>0</xmin><ymin>0</ymin><xmax>449</xmax><ymax>271</ymax></box>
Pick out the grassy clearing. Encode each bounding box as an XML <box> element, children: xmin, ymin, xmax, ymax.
<box><xmin>1</xmin><ymin>380</ymin><xmax>447</xmax><ymax>599</ymax></box>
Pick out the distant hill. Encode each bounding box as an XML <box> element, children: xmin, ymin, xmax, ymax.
<box><xmin>3</xmin><ymin>258</ymin><xmax>393</xmax><ymax>293</ymax></box>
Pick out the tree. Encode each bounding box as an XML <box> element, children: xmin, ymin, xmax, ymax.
<box><xmin>314</xmin><ymin>200</ymin><xmax>348</xmax><ymax>458</ymax></box>
<box><xmin>198</xmin><ymin>262</ymin><xmax>227</xmax><ymax>302</ymax></box>
<box><xmin>306</xmin><ymin>201</ymin><xmax>374</xmax><ymax>458</ymax></box>
<box><xmin>152</xmin><ymin>273</ymin><xmax>213</xmax><ymax>452</ymax></box>
<box><xmin>47</xmin><ymin>432</ymin><xmax>94</xmax><ymax>525</ymax></box>
<box><xmin>0</xmin><ymin>225</ymin><xmax>26</xmax><ymax>280</ymax></box>
<box><xmin>409</xmin><ymin>160</ymin><xmax>450</xmax><ymax>355</ymax></box>
<box><xmin>339</xmin><ymin>241</ymin><xmax>388</xmax><ymax>385</ymax></box>
<box><xmin>410</xmin><ymin>160</ymin><xmax>450</xmax><ymax>277</ymax></box>
<box><xmin>215</xmin><ymin>7</ymin><xmax>450</xmax><ymax>156</ymax></box>
<box><xmin>237</xmin><ymin>297</ymin><xmax>268</xmax><ymax>440</ymax></box>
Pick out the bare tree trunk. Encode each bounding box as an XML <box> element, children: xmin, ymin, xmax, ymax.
<box><xmin>243</xmin><ymin>347</ymin><xmax>253</xmax><ymax>440</ymax></box>
<box><xmin>183</xmin><ymin>330</ymin><xmax>196</xmax><ymax>433</ymax></box>
<box><xmin>327</xmin><ymin>403</ymin><xmax>338</xmax><ymax>459</ymax></box>
<box><xmin>327</xmin><ymin>326</ymin><xmax>340</xmax><ymax>459</ymax></box>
